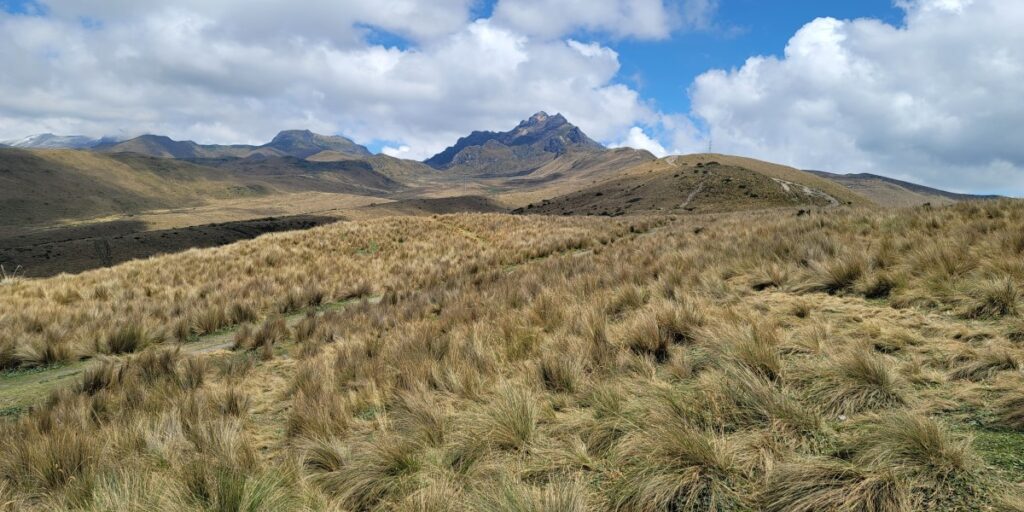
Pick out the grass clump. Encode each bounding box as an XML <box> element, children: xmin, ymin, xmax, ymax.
<box><xmin>949</xmin><ymin>346</ymin><xmax>1021</xmax><ymax>382</ymax></box>
<box><xmin>306</xmin><ymin>436</ymin><xmax>423</xmax><ymax>510</ymax></box>
<box><xmin>842</xmin><ymin>411</ymin><xmax>987</xmax><ymax>509</ymax></box>
<box><xmin>805</xmin><ymin>349</ymin><xmax>907</xmax><ymax>416</ymax></box>
<box><xmin>760</xmin><ymin>458</ymin><xmax>908</xmax><ymax>512</ymax></box>
<box><xmin>480</xmin><ymin>385</ymin><xmax>543</xmax><ymax>451</ymax></box>
<box><xmin>960</xmin><ymin>277</ymin><xmax>1020</xmax><ymax>319</ymax></box>
<box><xmin>610</xmin><ymin>424</ymin><xmax>744</xmax><ymax>512</ymax></box>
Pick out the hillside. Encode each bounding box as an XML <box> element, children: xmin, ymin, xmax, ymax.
<box><xmin>198</xmin><ymin>156</ymin><xmax>403</xmax><ymax>196</ymax></box>
<box><xmin>307</xmin><ymin>151</ymin><xmax>442</xmax><ymax>184</ymax></box>
<box><xmin>96</xmin><ymin>130</ymin><xmax>371</xmax><ymax>160</ymax></box>
<box><xmin>424</xmin><ymin>112</ymin><xmax>606</xmax><ymax>177</ymax></box>
<box><xmin>517</xmin><ymin>156</ymin><xmax>868</xmax><ymax>216</ymax></box>
<box><xmin>265</xmin><ymin>130</ymin><xmax>371</xmax><ymax>158</ymax></box>
<box><xmin>1</xmin><ymin>203</ymin><xmax>1023</xmax><ymax>510</ymax></box>
<box><xmin>0</xmin><ymin>148</ymin><xmax>266</xmax><ymax>228</ymax></box>
<box><xmin>0</xmin><ymin>148</ymin><xmax>409</xmax><ymax>229</ymax></box>
<box><xmin>0</xmin><ymin>133</ymin><xmax>110</xmax><ymax>149</ymax></box>
<box><xmin>809</xmin><ymin>170</ymin><xmax>1003</xmax><ymax>207</ymax></box>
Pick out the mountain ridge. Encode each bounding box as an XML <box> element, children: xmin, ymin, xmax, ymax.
<box><xmin>94</xmin><ymin>130</ymin><xmax>372</xmax><ymax>160</ymax></box>
<box><xmin>808</xmin><ymin>170</ymin><xmax>1002</xmax><ymax>206</ymax></box>
<box><xmin>424</xmin><ymin>112</ymin><xmax>605</xmax><ymax>177</ymax></box>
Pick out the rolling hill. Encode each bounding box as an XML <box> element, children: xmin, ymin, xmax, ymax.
<box><xmin>0</xmin><ymin>147</ymin><xmax>402</xmax><ymax>232</ymax></box>
<box><xmin>517</xmin><ymin>158</ymin><xmax>848</xmax><ymax>216</ymax></box>
<box><xmin>808</xmin><ymin>170</ymin><xmax>1002</xmax><ymax>206</ymax></box>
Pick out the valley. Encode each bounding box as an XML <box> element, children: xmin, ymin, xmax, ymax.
<box><xmin>0</xmin><ymin>113</ymin><xmax>993</xmax><ymax>278</ymax></box>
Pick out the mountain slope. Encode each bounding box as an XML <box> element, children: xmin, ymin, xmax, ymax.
<box><xmin>518</xmin><ymin>158</ymin><xmax>847</xmax><ymax>216</ymax></box>
<box><xmin>424</xmin><ymin>112</ymin><xmax>605</xmax><ymax>177</ymax></box>
<box><xmin>265</xmin><ymin>130</ymin><xmax>371</xmax><ymax>158</ymax></box>
<box><xmin>94</xmin><ymin>135</ymin><xmax>269</xmax><ymax>159</ymax></box>
<box><xmin>307</xmin><ymin>151</ymin><xmax>441</xmax><ymax>184</ymax></box>
<box><xmin>808</xmin><ymin>170</ymin><xmax>1002</xmax><ymax>206</ymax></box>
<box><xmin>97</xmin><ymin>131</ymin><xmax>371</xmax><ymax>159</ymax></box>
<box><xmin>1</xmin><ymin>133</ymin><xmax>109</xmax><ymax>149</ymax></box>
<box><xmin>0</xmin><ymin>148</ymin><xmax>262</xmax><ymax>227</ymax></box>
<box><xmin>0</xmin><ymin>147</ymin><xmax>402</xmax><ymax>230</ymax></box>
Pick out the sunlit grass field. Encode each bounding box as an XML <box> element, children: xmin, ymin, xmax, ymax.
<box><xmin>2</xmin><ymin>201</ymin><xmax>1024</xmax><ymax>510</ymax></box>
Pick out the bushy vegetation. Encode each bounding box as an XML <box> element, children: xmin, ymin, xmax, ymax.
<box><xmin>2</xmin><ymin>202</ymin><xmax>1024</xmax><ymax>509</ymax></box>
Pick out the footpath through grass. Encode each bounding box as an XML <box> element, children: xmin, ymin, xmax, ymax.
<box><xmin>0</xmin><ymin>294</ymin><xmax>380</xmax><ymax>417</ymax></box>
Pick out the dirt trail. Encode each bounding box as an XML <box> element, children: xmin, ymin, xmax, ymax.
<box><xmin>679</xmin><ymin>180</ymin><xmax>707</xmax><ymax>210</ymax></box>
<box><xmin>0</xmin><ymin>295</ymin><xmax>379</xmax><ymax>415</ymax></box>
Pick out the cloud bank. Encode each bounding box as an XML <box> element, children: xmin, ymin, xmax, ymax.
<box><xmin>0</xmin><ymin>0</ymin><xmax>699</xmax><ymax>159</ymax></box>
<box><xmin>689</xmin><ymin>0</ymin><xmax>1024</xmax><ymax>194</ymax></box>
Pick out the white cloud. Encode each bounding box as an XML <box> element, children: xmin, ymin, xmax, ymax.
<box><xmin>0</xmin><ymin>2</ymin><xmax>665</xmax><ymax>158</ymax></box>
<box><xmin>613</xmin><ymin>126</ymin><xmax>668</xmax><ymax>157</ymax></box>
<box><xmin>492</xmin><ymin>0</ymin><xmax>680</xmax><ymax>40</ymax></box>
<box><xmin>381</xmin><ymin>145</ymin><xmax>413</xmax><ymax>158</ymax></box>
<box><xmin>689</xmin><ymin>0</ymin><xmax>1024</xmax><ymax>194</ymax></box>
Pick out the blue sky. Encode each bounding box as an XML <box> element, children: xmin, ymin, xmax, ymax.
<box><xmin>1</xmin><ymin>1</ymin><xmax>1022</xmax><ymax>194</ymax></box>
<box><xmin>614</xmin><ymin>0</ymin><xmax>905</xmax><ymax>115</ymax></box>
<box><xmin>359</xmin><ymin>0</ymin><xmax>907</xmax><ymax>154</ymax></box>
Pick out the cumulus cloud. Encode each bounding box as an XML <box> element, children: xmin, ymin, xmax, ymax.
<box><xmin>613</xmin><ymin>127</ymin><xmax>668</xmax><ymax>157</ymax></box>
<box><xmin>491</xmin><ymin>0</ymin><xmax>709</xmax><ymax>40</ymax></box>
<box><xmin>0</xmin><ymin>1</ymin><xmax>673</xmax><ymax>158</ymax></box>
<box><xmin>689</xmin><ymin>0</ymin><xmax>1024</xmax><ymax>194</ymax></box>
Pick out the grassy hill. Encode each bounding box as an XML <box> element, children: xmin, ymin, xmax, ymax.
<box><xmin>517</xmin><ymin>156</ymin><xmax>868</xmax><ymax>216</ymax></box>
<box><xmin>0</xmin><ymin>148</ymin><xmax>268</xmax><ymax>228</ymax></box>
<box><xmin>809</xmin><ymin>170</ymin><xmax>1003</xmax><ymax>207</ymax></box>
<box><xmin>1</xmin><ymin>201</ymin><xmax>1023</xmax><ymax>510</ymax></box>
<box><xmin>0</xmin><ymin>149</ymin><xmax>409</xmax><ymax>231</ymax></box>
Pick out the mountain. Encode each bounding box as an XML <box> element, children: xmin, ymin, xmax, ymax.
<box><xmin>93</xmin><ymin>134</ymin><xmax>279</xmax><ymax>159</ymax></box>
<box><xmin>808</xmin><ymin>170</ymin><xmax>1002</xmax><ymax>207</ymax></box>
<box><xmin>424</xmin><ymin>112</ymin><xmax>605</xmax><ymax>177</ymax></box>
<box><xmin>1</xmin><ymin>133</ymin><xmax>109</xmax><ymax>149</ymax></box>
<box><xmin>265</xmin><ymin>130</ymin><xmax>371</xmax><ymax>159</ymax></box>
<box><xmin>96</xmin><ymin>130</ymin><xmax>371</xmax><ymax>159</ymax></box>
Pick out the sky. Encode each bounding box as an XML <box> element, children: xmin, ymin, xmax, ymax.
<box><xmin>0</xmin><ymin>0</ymin><xmax>1022</xmax><ymax>195</ymax></box>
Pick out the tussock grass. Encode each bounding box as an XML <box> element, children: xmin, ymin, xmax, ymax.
<box><xmin>471</xmin><ymin>478</ymin><xmax>592</xmax><ymax>512</ymax></box>
<box><xmin>842</xmin><ymin>411</ymin><xmax>986</xmax><ymax>508</ymax></box>
<box><xmin>802</xmin><ymin>252</ymin><xmax>867</xmax><ymax>294</ymax></box>
<box><xmin>1</xmin><ymin>205</ymin><xmax>1024</xmax><ymax>509</ymax></box>
<box><xmin>760</xmin><ymin>458</ymin><xmax>908</xmax><ymax>512</ymax></box>
<box><xmin>306</xmin><ymin>436</ymin><xmax>423</xmax><ymax>510</ymax></box>
<box><xmin>993</xmin><ymin>383</ymin><xmax>1024</xmax><ymax>431</ymax></box>
<box><xmin>960</xmin><ymin>277</ymin><xmax>1020</xmax><ymax>319</ymax></box>
<box><xmin>478</xmin><ymin>385</ymin><xmax>544</xmax><ymax>451</ymax></box>
<box><xmin>710</xmin><ymin>320</ymin><xmax>783</xmax><ymax>381</ymax></box>
<box><xmin>804</xmin><ymin>348</ymin><xmax>907</xmax><ymax>416</ymax></box>
<box><xmin>949</xmin><ymin>346</ymin><xmax>1021</xmax><ymax>382</ymax></box>
<box><xmin>610</xmin><ymin>424</ymin><xmax>743</xmax><ymax>512</ymax></box>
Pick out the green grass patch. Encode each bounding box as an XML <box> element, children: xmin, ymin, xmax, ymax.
<box><xmin>971</xmin><ymin>428</ymin><xmax>1024</xmax><ymax>480</ymax></box>
<box><xmin>0</xmin><ymin>363</ymin><xmax>66</xmax><ymax>379</ymax></box>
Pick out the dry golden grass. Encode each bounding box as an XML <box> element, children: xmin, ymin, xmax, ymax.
<box><xmin>2</xmin><ymin>201</ymin><xmax>1024</xmax><ymax>510</ymax></box>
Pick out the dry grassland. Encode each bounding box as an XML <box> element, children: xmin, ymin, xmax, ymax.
<box><xmin>1</xmin><ymin>201</ymin><xmax>1024</xmax><ymax>511</ymax></box>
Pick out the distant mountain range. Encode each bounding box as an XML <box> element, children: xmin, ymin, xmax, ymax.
<box><xmin>92</xmin><ymin>129</ymin><xmax>373</xmax><ymax>160</ymax></box>
<box><xmin>3</xmin><ymin>129</ymin><xmax>372</xmax><ymax>160</ymax></box>
<box><xmin>0</xmin><ymin>133</ymin><xmax>117</xmax><ymax>149</ymax></box>
<box><xmin>1</xmin><ymin>112</ymin><xmax>1002</xmax><ymax>210</ymax></box>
